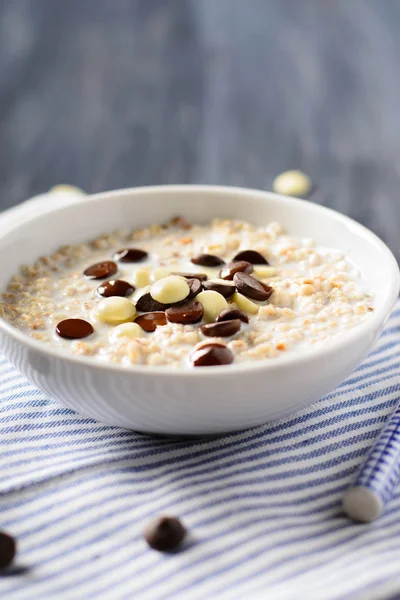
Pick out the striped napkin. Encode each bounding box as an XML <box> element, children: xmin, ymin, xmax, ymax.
<box><xmin>1</xmin><ymin>198</ymin><xmax>400</xmax><ymax>600</ymax></box>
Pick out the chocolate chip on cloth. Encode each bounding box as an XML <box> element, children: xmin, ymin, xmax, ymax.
<box><xmin>166</xmin><ymin>300</ymin><xmax>203</xmax><ymax>324</ymax></box>
<box><xmin>84</xmin><ymin>261</ymin><xmax>117</xmax><ymax>280</ymax></box>
<box><xmin>233</xmin><ymin>272</ymin><xmax>274</xmax><ymax>301</ymax></box>
<box><xmin>201</xmin><ymin>319</ymin><xmax>241</xmax><ymax>338</ymax></box>
<box><xmin>203</xmin><ymin>279</ymin><xmax>236</xmax><ymax>299</ymax></box>
<box><xmin>186</xmin><ymin>278</ymin><xmax>203</xmax><ymax>300</ymax></box>
<box><xmin>0</xmin><ymin>531</ymin><xmax>16</xmax><ymax>569</ymax></box>
<box><xmin>112</xmin><ymin>248</ymin><xmax>148</xmax><ymax>263</ymax></box>
<box><xmin>136</xmin><ymin>292</ymin><xmax>169</xmax><ymax>313</ymax></box>
<box><xmin>217</xmin><ymin>307</ymin><xmax>249</xmax><ymax>323</ymax></box>
<box><xmin>56</xmin><ymin>318</ymin><xmax>94</xmax><ymax>340</ymax></box>
<box><xmin>135</xmin><ymin>312</ymin><xmax>167</xmax><ymax>332</ymax></box>
<box><xmin>190</xmin><ymin>343</ymin><xmax>234</xmax><ymax>366</ymax></box>
<box><xmin>171</xmin><ymin>272</ymin><xmax>208</xmax><ymax>281</ymax></box>
<box><xmin>191</xmin><ymin>253</ymin><xmax>225</xmax><ymax>267</ymax></box>
<box><xmin>144</xmin><ymin>516</ymin><xmax>187</xmax><ymax>552</ymax></box>
<box><xmin>219</xmin><ymin>261</ymin><xmax>253</xmax><ymax>281</ymax></box>
<box><xmin>233</xmin><ymin>249</ymin><xmax>269</xmax><ymax>265</ymax></box>
<box><xmin>97</xmin><ymin>280</ymin><xmax>135</xmax><ymax>298</ymax></box>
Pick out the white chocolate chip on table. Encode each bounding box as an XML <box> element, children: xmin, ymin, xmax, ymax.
<box><xmin>273</xmin><ymin>170</ymin><xmax>312</xmax><ymax>197</ymax></box>
<box><xmin>49</xmin><ymin>184</ymin><xmax>86</xmax><ymax>196</ymax></box>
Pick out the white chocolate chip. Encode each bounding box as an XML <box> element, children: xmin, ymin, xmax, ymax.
<box><xmin>195</xmin><ymin>290</ymin><xmax>228</xmax><ymax>322</ymax></box>
<box><xmin>232</xmin><ymin>292</ymin><xmax>260</xmax><ymax>315</ymax></box>
<box><xmin>272</xmin><ymin>170</ymin><xmax>312</xmax><ymax>197</ymax></box>
<box><xmin>132</xmin><ymin>268</ymin><xmax>151</xmax><ymax>288</ymax></box>
<box><xmin>92</xmin><ymin>297</ymin><xmax>136</xmax><ymax>325</ymax></box>
<box><xmin>109</xmin><ymin>322</ymin><xmax>143</xmax><ymax>342</ymax></box>
<box><xmin>49</xmin><ymin>184</ymin><xmax>86</xmax><ymax>196</ymax></box>
<box><xmin>253</xmin><ymin>266</ymin><xmax>276</xmax><ymax>278</ymax></box>
<box><xmin>191</xmin><ymin>266</ymin><xmax>221</xmax><ymax>279</ymax></box>
<box><xmin>150</xmin><ymin>276</ymin><xmax>189</xmax><ymax>304</ymax></box>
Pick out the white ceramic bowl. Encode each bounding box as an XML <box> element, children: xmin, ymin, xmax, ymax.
<box><xmin>0</xmin><ymin>185</ymin><xmax>398</xmax><ymax>435</ymax></box>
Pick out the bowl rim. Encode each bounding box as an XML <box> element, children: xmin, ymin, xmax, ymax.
<box><xmin>0</xmin><ymin>184</ymin><xmax>398</xmax><ymax>376</ymax></box>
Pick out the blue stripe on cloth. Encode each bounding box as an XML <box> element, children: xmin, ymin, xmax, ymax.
<box><xmin>1</xmin><ymin>303</ymin><xmax>400</xmax><ymax>598</ymax></box>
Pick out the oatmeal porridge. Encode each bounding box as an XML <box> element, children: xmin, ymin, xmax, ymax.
<box><xmin>0</xmin><ymin>217</ymin><xmax>374</xmax><ymax>368</ymax></box>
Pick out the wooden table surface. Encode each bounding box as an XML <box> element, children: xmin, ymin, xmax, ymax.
<box><xmin>2</xmin><ymin>0</ymin><xmax>400</xmax><ymax>260</ymax></box>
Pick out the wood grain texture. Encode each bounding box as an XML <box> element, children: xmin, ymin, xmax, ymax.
<box><xmin>1</xmin><ymin>0</ymin><xmax>400</xmax><ymax>259</ymax></box>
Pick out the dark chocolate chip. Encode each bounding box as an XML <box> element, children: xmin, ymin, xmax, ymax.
<box><xmin>113</xmin><ymin>248</ymin><xmax>148</xmax><ymax>263</ymax></box>
<box><xmin>217</xmin><ymin>308</ymin><xmax>249</xmax><ymax>324</ymax></box>
<box><xmin>259</xmin><ymin>281</ymin><xmax>274</xmax><ymax>300</ymax></box>
<box><xmin>190</xmin><ymin>343</ymin><xmax>234</xmax><ymax>367</ymax></box>
<box><xmin>186</xmin><ymin>278</ymin><xmax>203</xmax><ymax>300</ymax></box>
<box><xmin>232</xmin><ymin>250</ymin><xmax>269</xmax><ymax>264</ymax></box>
<box><xmin>97</xmin><ymin>279</ymin><xmax>135</xmax><ymax>298</ymax></box>
<box><xmin>219</xmin><ymin>261</ymin><xmax>253</xmax><ymax>280</ymax></box>
<box><xmin>191</xmin><ymin>254</ymin><xmax>225</xmax><ymax>267</ymax></box>
<box><xmin>84</xmin><ymin>261</ymin><xmax>117</xmax><ymax>280</ymax></box>
<box><xmin>203</xmin><ymin>279</ymin><xmax>236</xmax><ymax>299</ymax></box>
<box><xmin>201</xmin><ymin>319</ymin><xmax>241</xmax><ymax>338</ymax></box>
<box><xmin>0</xmin><ymin>532</ymin><xmax>16</xmax><ymax>569</ymax></box>
<box><xmin>136</xmin><ymin>292</ymin><xmax>169</xmax><ymax>313</ymax></box>
<box><xmin>144</xmin><ymin>516</ymin><xmax>186</xmax><ymax>552</ymax></box>
<box><xmin>166</xmin><ymin>300</ymin><xmax>203</xmax><ymax>324</ymax></box>
<box><xmin>233</xmin><ymin>272</ymin><xmax>273</xmax><ymax>301</ymax></box>
<box><xmin>171</xmin><ymin>272</ymin><xmax>208</xmax><ymax>282</ymax></box>
<box><xmin>56</xmin><ymin>318</ymin><xmax>94</xmax><ymax>340</ymax></box>
<box><xmin>135</xmin><ymin>312</ymin><xmax>167</xmax><ymax>332</ymax></box>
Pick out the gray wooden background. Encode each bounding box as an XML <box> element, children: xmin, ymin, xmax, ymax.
<box><xmin>2</xmin><ymin>0</ymin><xmax>400</xmax><ymax>259</ymax></box>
